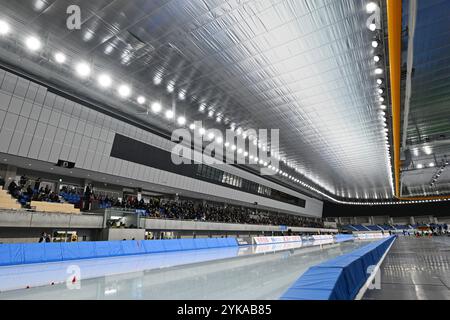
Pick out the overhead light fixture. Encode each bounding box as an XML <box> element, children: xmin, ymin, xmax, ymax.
<box><xmin>151</xmin><ymin>102</ymin><xmax>162</xmax><ymax>113</ymax></box>
<box><xmin>97</xmin><ymin>74</ymin><xmax>112</xmax><ymax>88</ymax></box>
<box><xmin>0</xmin><ymin>20</ymin><xmax>10</xmax><ymax>35</ymax></box>
<box><xmin>137</xmin><ymin>96</ymin><xmax>146</xmax><ymax>104</ymax></box>
<box><xmin>379</xmin><ymin>97</ymin><xmax>385</xmax><ymax>102</ymax></box>
<box><xmin>375</xmin><ymin>68</ymin><xmax>383</xmax><ymax>75</ymax></box>
<box><xmin>177</xmin><ymin>116</ymin><xmax>186</xmax><ymax>126</ymax></box>
<box><xmin>224</xmin><ymin>142</ymin><xmax>230</xmax><ymax>147</ymax></box>
<box><xmin>189</xmin><ymin>123</ymin><xmax>195</xmax><ymax>130</ymax></box>
<box><xmin>371</xmin><ymin>40</ymin><xmax>379</xmax><ymax>48</ymax></box>
<box><xmin>207</xmin><ymin>132</ymin><xmax>215</xmax><ymax>140</ymax></box>
<box><xmin>378</xmin><ymin>88</ymin><xmax>384</xmax><ymax>94</ymax></box>
<box><xmin>374</xmin><ymin>55</ymin><xmax>381</xmax><ymax>62</ymax></box>
<box><xmin>377</xmin><ymin>78</ymin><xmax>383</xmax><ymax>85</ymax></box>
<box><xmin>366</xmin><ymin>2</ymin><xmax>378</xmax><ymax>13</ymax></box>
<box><xmin>165</xmin><ymin>110</ymin><xmax>174</xmax><ymax>119</ymax></box>
<box><xmin>380</xmin><ymin>104</ymin><xmax>387</xmax><ymax>110</ymax></box>
<box><xmin>167</xmin><ymin>81</ymin><xmax>174</xmax><ymax>93</ymax></box>
<box><xmin>423</xmin><ymin>145</ymin><xmax>432</xmax><ymax>155</ymax></box>
<box><xmin>54</xmin><ymin>52</ymin><xmax>66</xmax><ymax>64</ymax></box>
<box><xmin>369</xmin><ymin>23</ymin><xmax>377</xmax><ymax>31</ymax></box>
<box><xmin>231</xmin><ymin>145</ymin><xmax>237</xmax><ymax>151</ymax></box>
<box><xmin>75</xmin><ymin>62</ymin><xmax>91</xmax><ymax>78</ymax></box>
<box><xmin>429</xmin><ymin>162</ymin><xmax>435</xmax><ymax>168</ymax></box>
<box><xmin>216</xmin><ymin>136</ymin><xmax>223</xmax><ymax>144</ymax></box>
<box><xmin>117</xmin><ymin>84</ymin><xmax>131</xmax><ymax>98</ymax></box>
<box><xmin>25</xmin><ymin>36</ymin><xmax>41</xmax><ymax>51</ymax></box>
<box><xmin>199</xmin><ymin>103</ymin><xmax>206</xmax><ymax>112</ymax></box>
<box><xmin>199</xmin><ymin>128</ymin><xmax>206</xmax><ymax>136</ymax></box>
<box><xmin>216</xmin><ymin>116</ymin><xmax>222</xmax><ymax>123</ymax></box>
<box><xmin>153</xmin><ymin>75</ymin><xmax>162</xmax><ymax>85</ymax></box>
<box><xmin>178</xmin><ymin>90</ymin><xmax>186</xmax><ymax>100</ymax></box>
<box><xmin>208</xmin><ymin>110</ymin><xmax>214</xmax><ymax>118</ymax></box>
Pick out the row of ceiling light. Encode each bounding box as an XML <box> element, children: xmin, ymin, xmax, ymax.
<box><xmin>0</xmin><ymin>17</ymin><xmax>329</xmax><ymax>197</ymax></box>
<box><xmin>430</xmin><ymin>158</ymin><xmax>449</xmax><ymax>187</ymax></box>
<box><xmin>367</xmin><ymin>2</ymin><xmax>395</xmax><ymax>197</ymax></box>
<box><xmin>1</xmin><ymin>12</ymin><xmax>448</xmax><ymax>205</ymax></box>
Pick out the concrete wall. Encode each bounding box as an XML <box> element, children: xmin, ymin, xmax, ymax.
<box><xmin>102</xmin><ymin>228</ymin><xmax>145</xmax><ymax>241</ymax></box>
<box><xmin>0</xmin><ymin>69</ymin><xmax>323</xmax><ymax>217</ymax></box>
<box><xmin>140</xmin><ymin>218</ymin><xmax>337</xmax><ymax>233</ymax></box>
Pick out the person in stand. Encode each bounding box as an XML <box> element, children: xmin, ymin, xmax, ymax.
<box><xmin>34</xmin><ymin>178</ymin><xmax>41</xmax><ymax>193</ymax></box>
<box><xmin>39</xmin><ymin>232</ymin><xmax>46</xmax><ymax>243</ymax></box>
<box><xmin>45</xmin><ymin>233</ymin><xmax>51</xmax><ymax>242</ymax></box>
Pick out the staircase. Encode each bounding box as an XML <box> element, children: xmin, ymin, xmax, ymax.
<box><xmin>0</xmin><ymin>187</ymin><xmax>22</xmax><ymax>210</ymax></box>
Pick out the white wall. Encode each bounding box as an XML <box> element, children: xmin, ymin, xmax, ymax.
<box><xmin>0</xmin><ymin>69</ymin><xmax>323</xmax><ymax>217</ymax></box>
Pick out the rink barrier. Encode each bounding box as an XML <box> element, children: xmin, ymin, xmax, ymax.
<box><xmin>280</xmin><ymin>235</ymin><xmax>396</xmax><ymax>300</ymax></box>
<box><xmin>0</xmin><ymin>237</ymin><xmax>238</xmax><ymax>266</ymax></box>
<box><xmin>334</xmin><ymin>234</ymin><xmax>354</xmax><ymax>243</ymax></box>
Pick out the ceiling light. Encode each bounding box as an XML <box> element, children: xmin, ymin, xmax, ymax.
<box><xmin>97</xmin><ymin>74</ymin><xmax>112</xmax><ymax>88</ymax></box>
<box><xmin>151</xmin><ymin>102</ymin><xmax>162</xmax><ymax>113</ymax></box>
<box><xmin>366</xmin><ymin>2</ymin><xmax>378</xmax><ymax>13</ymax></box>
<box><xmin>165</xmin><ymin>110</ymin><xmax>174</xmax><ymax>119</ymax></box>
<box><xmin>236</xmin><ymin>127</ymin><xmax>242</xmax><ymax>135</ymax></box>
<box><xmin>423</xmin><ymin>146</ymin><xmax>432</xmax><ymax>155</ymax></box>
<box><xmin>208</xmin><ymin>110</ymin><xmax>214</xmax><ymax>118</ymax></box>
<box><xmin>369</xmin><ymin>23</ymin><xmax>377</xmax><ymax>31</ymax></box>
<box><xmin>231</xmin><ymin>145</ymin><xmax>237</xmax><ymax>151</ymax></box>
<box><xmin>167</xmin><ymin>81</ymin><xmax>174</xmax><ymax>93</ymax></box>
<box><xmin>153</xmin><ymin>75</ymin><xmax>162</xmax><ymax>85</ymax></box>
<box><xmin>54</xmin><ymin>52</ymin><xmax>66</xmax><ymax>64</ymax></box>
<box><xmin>75</xmin><ymin>62</ymin><xmax>91</xmax><ymax>78</ymax></box>
<box><xmin>375</xmin><ymin>68</ymin><xmax>383</xmax><ymax>74</ymax></box>
<box><xmin>189</xmin><ymin>123</ymin><xmax>195</xmax><ymax>130</ymax></box>
<box><xmin>199</xmin><ymin>103</ymin><xmax>206</xmax><ymax>112</ymax></box>
<box><xmin>224</xmin><ymin>142</ymin><xmax>230</xmax><ymax>147</ymax></box>
<box><xmin>25</xmin><ymin>36</ymin><xmax>41</xmax><ymax>51</ymax></box>
<box><xmin>216</xmin><ymin>136</ymin><xmax>223</xmax><ymax>144</ymax></box>
<box><xmin>237</xmin><ymin>148</ymin><xmax>243</xmax><ymax>154</ymax></box>
<box><xmin>378</xmin><ymin>88</ymin><xmax>384</xmax><ymax>94</ymax></box>
<box><xmin>379</xmin><ymin>97</ymin><xmax>385</xmax><ymax>102</ymax></box>
<box><xmin>178</xmin><ymin>90</ymin><xmax>186</xmax><ymax>100</ymax></box>
<box><xmin>0</xmin><ymin>20</ymin><xmax>10</xmax><ymax>35</ymax></box>
<box><xmin>137</xmin><ymin>96</ymin><xmax>146</xmax><ymax>104</ymax></box>
<box><xmin>117</xmin><ymin>84</ymin><xmax>131</xmax><ymax>98</ymax></box>
<box><xmin>377</xmin><ymin>78</ymin><xmax>383</xmax><ymax>85</ymax></box>
<box><xmin>380</xmin><ymin>104</ymin><xmax>387</xmax><ymax>110</ymax></box>
<box><xmin>199</xmin><ymin>128</ymin><xmax>206</xmax><ymax>136</ymax></box>
<box><xmin>216</xmin><ymin>116</ymin><xmax>222</xmax><ymax>123</ymax></box>
<box><xmin>372</xmin><ymin>40</ymin><xmax>379</xmax><ymax>48</ymax></box>
<box><xmin>207</xmin><ymin>132</ymin><xmax>215</xmax><ymax>140</ymax></box>
<box><xmin>374</xmin><ymin>55</ymin><xmax>381</xmax><ymax>62</ymax></box>
<box><xmin>244</xmin><ymin>151</ymin><xmax>248</xmax><ymax>157</ymax></box>
<box><xmin>429</xmin><ymin>162</ymin><xmax>435</xmax><ymax>168</ymax></box>
<box><xmin>177</xmin><ymin>116</ymin><xmax>186</xmax><ymax>126</ymax></box>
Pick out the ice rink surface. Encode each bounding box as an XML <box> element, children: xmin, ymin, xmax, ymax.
<box><xmin>0</xmin><ymin>240</ymin><xmax>369</xmax><ymax>300</ymax></box>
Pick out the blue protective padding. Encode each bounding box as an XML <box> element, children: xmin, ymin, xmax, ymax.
<box><xmin>206</xmin><ymin>238</ymin><xmax>221</xmax><ymax>248</ymax></box>
<box><xmin>280</xmin><ymin>288</ymin><xmax>334</xmax><ymax>300</ymax></box>
<box><xmin>93</xmin><ymin>241</ymin><xmax>112</xmax><ymax>258</ymax></box>
<box><xmin>43</xmin><ymin>242</ymin><xmax>63</xmax><ymax>262</ymax></box>
<box><xmin>226</xmin><ymin>238</ymin><xmax>238</xmax><ymax>246</ymax></box>
<box><xmin>141</xmin><ymin>240</ymin><xmax>165</xmax><ymax>254</ymax></box>
<box><xmin>22</xmin><ymin>243</ymin><xmax>46</xmax><ymax>264</ymax></box>
<box><xmin>107</xmin><ymin>241</ymin><xmax>124</xmax><ymax>256</ymax></box>
<box><xmin>178</xmin><ymin>239</ymin><xmax>197</xmax><ymax>251</ymax></box>
<box><xmin>0</xmin><ymin>237</ymin><xmax>239</xmax><ymax>266</ymax></box>
<box><xmin>61</xmin><ymin>242</ymin><xmax>82</xmax><ymax>260</ymax></box>
<box><xmin>193</xmin><ymin>238</ymin><xmax>209</xmax><ymax>250</ymax></box>
<box><xmin>8</xmin><ymin>244</ymin><xmax>25</xmax><ymax>266</ymax></box>
<box><xmin>77</xmin><ymin>242</ymin><xmax>96</xmax><ymax>259</ymax></box>
<box><xmin>121</xmin><ymin>241</ymin><xmax>145</xmax><ymax>255</ymax></box>
<box><xmin>280</xmin><ymin>236</ymin><xmax>396</xmax><ymax>300</ymax></box>
<box><xmin>162</xmin><ymin>239</ymin><xmax>183</xmax><ymax>252</ymax></box>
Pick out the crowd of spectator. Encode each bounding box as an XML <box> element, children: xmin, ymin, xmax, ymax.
<box><xmin>7</xmin><ymin>176</ymin><xmax>61</xmax><ymax>204</ymax></box>
<box><xmin>3</xmin><ymin>176</ymin><xmax>324</xmax><ymax>228</ymax></box>
<box><xmin>108</xmin><ymin>196</ymin><xmax>324</xmax><ymax>228</ymax></box>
